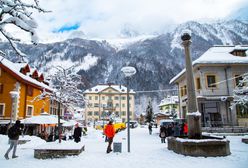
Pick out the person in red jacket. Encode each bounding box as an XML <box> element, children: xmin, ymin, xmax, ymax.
<box><xmin>183</xmin><ymin>123</ymin><xmax>188</xmax><ymax>136</ymax></box>
<box><xmin>104</xmin><ymin>120</ymin><xmax>115</xmax><ymax>153</ymax></box>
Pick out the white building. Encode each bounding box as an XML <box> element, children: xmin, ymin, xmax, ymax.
<box><xmin>83</xmin><ymin>84</ymin><xmax>135</xmax><ymax>123</ymax></box>
<box><xmin>170</xmin><ymin>45</ymin><xmax>248</xmax><ymax>127</ymax></box>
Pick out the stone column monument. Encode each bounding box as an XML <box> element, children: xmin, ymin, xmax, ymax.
<box><xmin>181</xmin><ymin>33</ymin><xmax>201</xmax><ymax>139</ymax></box>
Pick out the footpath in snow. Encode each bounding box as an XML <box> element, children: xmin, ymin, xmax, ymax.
<box><xmin>0</xmin><ymin>126</ymin><xmax>248</xmax><ymax>168</ymax></box>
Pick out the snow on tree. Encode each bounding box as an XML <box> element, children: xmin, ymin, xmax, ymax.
<box><xmin>36</xmin><ymin>66</ymin><xmax>85</xmax><ymax>143</ymax></box>
<box><xmin>232</xmin><ymin>73</ymin><xmax>248</xmax><ymax>112</ymax></box>
<box><xmin>0</xmin><ymin>0</ymin><xmax>47</xmax><ymax>60</ymax></box>
<box><xmin>145</xmin><ymin>98</ymin><xmax>154</xmax><ymax>123</ymax></box>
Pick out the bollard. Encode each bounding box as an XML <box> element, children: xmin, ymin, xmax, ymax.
<box><xmin>113</xmin><ymin>142</ymin><xmax>122</xmax><ymax>153</ymax></box>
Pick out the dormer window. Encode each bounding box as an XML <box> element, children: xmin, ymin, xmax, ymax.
<box><xmin>39</xmin><ymin>74</ymin><xmax>44</xmax><ymax>82</ymax></box>
<box><xmin>32</xmin><ymin>70</ymin><xmax>39</xmax><ymax>79</ymax></box>
<box><xmin>230</xmin><ymin>49</ymin><xmax>247</xmax><ymax>57</ymax></box>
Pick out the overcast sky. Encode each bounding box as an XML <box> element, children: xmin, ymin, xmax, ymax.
<box><xmin>11</xmin><ymin>0</ymin><xmax>248</xmax><ymax>42</ymax></box>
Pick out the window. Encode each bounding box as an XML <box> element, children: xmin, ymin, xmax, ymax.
<box><xmin>184</xmin><ymin>85</ymin><xmax>187</xmax><ymax>95</ymax></box>
<box><xmin>89</xmin><ymin>96</ymin><xmax>92</xmax><ymax>100</ymax></box>
<box><xmin>115</xmin><ymin>96</ymin><xmax>119</xmax><ymax>100</ymax></box>
<box><xmin>115</xmin><ymin>103</ymin><xmax>119</xmax><ymax>107</ymax></box>
<box><xmin>26</xmin><ymin>105</ymin><xmax>34</xmax><ymax>116</ymax></box>
<box><xmin>0</xmin><ymin>83</ymin><xmax>3</xmax><ymax>94</ymax></box>
<box><xmin>94</xmin><ymin>103</ymin><xmax>99</xmax><ymax>107</ymax></box>
<box><xmin>122</xmin><ymin>104</ymin><xmax>125</xmax><ymax>108</ymax></box>
<box><xmin>196</xmin><ymin>77</ymin><xmax>201</xmax><ymax>90</ymax></box>
<box><xmin>108</xmin><ymin>96</ymin><xmax>112</xmax><ymax>100</ymax></box>
<box><xmin>115</xmin><ymin>112</ymin><xmax>119</xmax><ymax>116</ymax></box>
<box><xmin>235</xmin><ymin>75</ymin><xmax>244</xmax><ymax>87</ymax></box>
<box><xmin>27</xmin><ymin>86</ymin><xmax>33</xmax><ymax>96</ymax></box>
<box><xmin>94</xmin><ymin>111</ymin><xmax>99</xmax><ymax>116</ymax></box>
<box><xmin>121</xmin><ymin>96</ymin><xmax>126</xmax><ymax>100</ymax></box>
<box><xmin>207</xmin><ymin>75</ymin><xmax>217</xmax><ymax>88</ymax></box>
<box><xmin>88</xmin><ymin>111</ymin><xmax>93</xmax><ymax>116</ymax></box>
<box><xmin>0</xmin><ymin>103</ymin><xmax>5</xmax><ymax>116</ymax></box>
<box><xmin>102</xmin><ymin>96</ymin><xmax>105</xmax><ymax>100</ymax></box>
<box><xmin>122</xmin><ymin>111</ymin><xmax>126</xmax><ymax>116</ymax></box>
<box><xmin>180</xmin><ymin>86</ymin><xmax>184</xmax><ymax>97</ymax></box>
<box><xmin>95</xmin><ymin>96</ymin><xmax>98</xmax><ymax>100</ymax></box>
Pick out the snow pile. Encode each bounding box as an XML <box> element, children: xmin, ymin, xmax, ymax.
<box><xmin>187</xmin><ymin>111</ymin><xmax>201</xmax><ymax>116</ymax></box>
<box><xmin>34</xmin><ymin>140</ymin><xmax>84</xmax><ymax>150</ymax></box>
<box><xmin>176</xmin><ymin>137</ymin><xmax>228</xmax><ymax>143</ymax></box>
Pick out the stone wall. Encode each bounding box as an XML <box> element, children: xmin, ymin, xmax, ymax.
<box><xmin>167</xmin><ymin>137</ymin><xmax>231</xmax><ymax>157</ymax></box>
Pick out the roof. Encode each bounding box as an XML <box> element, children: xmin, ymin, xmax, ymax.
<box><xmin>83</xmin><ymin>84</ymin><xmax>135</xmax><ymax>94</ymax></box>
<box><xmin>170</xmin><ymin>45</ymin><xmax>248</xmax><ymax>84</ymax></box>
<box><xmin>0</xmin><ymin>56</ymin><xmax>52</xmax><ymax>91</ymax></box>
<box><xmin>158</xmin><ymin>96</ymin><xmax>179</xmax><ymax>107</ymax></box>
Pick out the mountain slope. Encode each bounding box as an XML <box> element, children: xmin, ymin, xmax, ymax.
<box><xmin>1</xmin><ymin>20</ymin><xmax>248</xmax><ymax>113</ymax></box>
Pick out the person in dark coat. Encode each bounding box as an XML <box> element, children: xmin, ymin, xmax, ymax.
<box><xmin>167</xmin><ymin>124</ymin><xmax>173</xmax><ymax>136</ymax></box>
<box><xmin>159</xmin><ymin>126</ymin><xmax>166</xmax><ymax>143</ymax></box>
<box><xmin>4</xmin><ymin>120</ymin><xmax>22</xmax><ymax>160</ymax></box>
<box><xmin>148</xmin><ymin>123</ymin><xmax>152</xmax><ymax>135</ymax></box>
<box><xmin>73</xmin><ymin>123</ymin><xmax>82</xmax><ymax>143</ymax></box>
<box><xmin>173</xmin><ymin>123</ymin><xmax>180</xmax><ymax>137</ymax></box>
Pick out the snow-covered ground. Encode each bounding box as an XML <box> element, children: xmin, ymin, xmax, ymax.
<box><xmin>0</xmin><ymin>126</ymin><xmax>248</xmax><ymax>168</ymax></box>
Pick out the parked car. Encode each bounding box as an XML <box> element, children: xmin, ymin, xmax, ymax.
<box><xmin>159</xmin><ymin>119</ymin><xmax>175</xmax><ymax>127</ymax></box>
<box><xmin>126</xmin><ymin>120</ymin><xmax>138</xmax><ymax>128</ymax></box>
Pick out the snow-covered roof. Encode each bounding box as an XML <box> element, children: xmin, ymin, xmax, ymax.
<box><xmin>84</xmin><ymin>84</ymin><xmax>135</xmax><ymax>94</ymax></box>
<box><xmin>170</xmin><ymin>45</ymin><xmax>248</xmax><ymax>84</ymax></box>
<box><xmin>0</xmin><ymin>56</ymin><xmax>52</xmax><ymax>91</ymax></box>
<box><xmin>158</xmin><ymin>96</ymin><xmax>179</xmax><ymax>107</ymax></box>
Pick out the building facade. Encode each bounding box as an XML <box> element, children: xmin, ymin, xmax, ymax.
<box><xmin>84</xmin><ymin>84</ymin><xmax>135</xmax><ymax>123</ymax></box>
<box><xmin>158</xmin><ymin>96</ymin><xmax>179</xmax><ymax>118</ymax></box>
<box><xmin>0</xmin><ymin>56</ymin><xmax>57</xmax><ymax>123</ymax></box>
<box><xmin>170</xmin><ymin>45</ymin><xmax>248</xmax><ymax>127</ymax></box>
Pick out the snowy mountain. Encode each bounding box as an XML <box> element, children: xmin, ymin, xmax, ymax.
<box><xmin>1</xmin><ymin>20</ymin><xmax>248</xmax><ymax>113</ymax></box>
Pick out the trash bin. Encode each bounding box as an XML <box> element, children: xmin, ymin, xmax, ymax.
<box><xmin>113</xmin><ymin>142</ymin><xmax>122</xmax><ymax>153</ymax></box>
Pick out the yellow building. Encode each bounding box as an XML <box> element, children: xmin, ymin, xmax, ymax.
<box><xmin>84</xmin><ymin>84</ymin><xmax>135</xmax><ymax>123</ymax></box>
<box><xmin>0</xmin><ymin>56</ymin><xmax>52</xmax><ymax>123</ymax></box>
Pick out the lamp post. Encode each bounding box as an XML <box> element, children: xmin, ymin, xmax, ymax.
<box><xmin>121</xmin><ymin>66</ymin><xmax>136</xmax><ymax>153</ymax></box>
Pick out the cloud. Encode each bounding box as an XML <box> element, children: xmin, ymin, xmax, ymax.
<box><xmin>8</xmin><ymin>0</ymin><xmax>248</xmax><ymax>42</ymax></box>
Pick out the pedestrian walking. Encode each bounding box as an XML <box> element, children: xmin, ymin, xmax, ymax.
<box><xmin>148</xmin><ymin>123</ymin><xmax>152</xmax><ymax>135</ymax></box>
<box><xmin>104</xmin><ymin>120</ymin><xmax>115</xmax><ymax>153</ymax></box>
<box><xmin>73</xmin><ymin>123</ymin><xmax>82</xmax><ymax>143</ymax></box>
<box><xmin>159</xmin><ymin>126</ymin><xmax>166</xmax><ymax>143</ymax></box>
<box><xmin>4</xmin><ymin>120</ymin><xmax>22</xmax><ymax>160</ymax></box>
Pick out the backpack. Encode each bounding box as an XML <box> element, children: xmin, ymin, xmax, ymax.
<box><xmin>160</xmin><ymin>132</ymin><xmax>166</xmax><ymax>138</ymax></box>
<box><xmin>8</xmin><ymin>126</ymin><xmax>19</xmax><ymax>139</ymax></box>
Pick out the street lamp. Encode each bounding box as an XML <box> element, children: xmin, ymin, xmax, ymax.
<box><xmin>121</xmin><ymin>66</ymin><xmax>136</xmax><ymax>153</ymax></box>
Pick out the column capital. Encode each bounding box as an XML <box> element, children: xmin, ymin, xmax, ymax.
<box><xmin>181</xmin><ymin>40</ymin><xmax>192</xmax><ymax>48</ymax></box>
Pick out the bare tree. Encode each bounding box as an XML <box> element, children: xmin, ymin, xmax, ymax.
<box><xmin>0</xmin><ymin>0</ymin><xmax>48</xmax><ymax>60</ymax></box>
<box><xmin>233</xmin><ymin>73</ymin><xmax>248</xmax><ymax>112</ymax></box>
<box><xmin>38</xmin><ymin>66</ymin><xmax>85</xmax><ymax>143</ymax></box>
